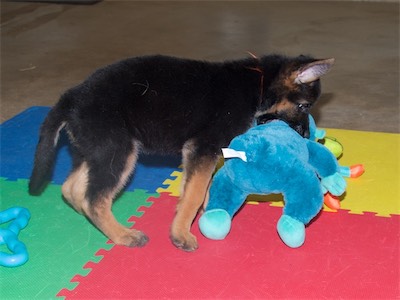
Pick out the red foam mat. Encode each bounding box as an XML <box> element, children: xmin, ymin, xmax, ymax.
<box><xmin>58</xmin><ymin>193</ymin><xmax>399</xmax><ymax>299</ymax></box>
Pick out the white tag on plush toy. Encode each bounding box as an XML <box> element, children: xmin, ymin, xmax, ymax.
<box><xmin>221</xmin><ymin>148</ymin><xmax>247</xmax><ymax>162</ymax></box>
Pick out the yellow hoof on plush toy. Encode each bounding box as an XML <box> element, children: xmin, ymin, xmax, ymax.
<box><xmin>277</xmin><ymin>215</ymin><xmax>305</xmax><ymax>248</ymax></box>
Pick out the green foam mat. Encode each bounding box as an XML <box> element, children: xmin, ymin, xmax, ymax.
<box><xmin>0</xmin><ymin>178</ymin><xmax>156</xmax><ymax>299</ymax></box>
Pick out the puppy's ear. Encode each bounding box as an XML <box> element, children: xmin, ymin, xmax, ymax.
<box><xmin>295</xmin><ymin>58</ymin><xmax>335</xmax><ymax>84</ymax></box>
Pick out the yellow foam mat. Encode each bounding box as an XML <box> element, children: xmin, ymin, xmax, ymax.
<box><xmin>325</xmin><ymin>128</ymin><xmax>399</xmax><ymax>216</ymax></box>
<box><xmin>158</xmin><ymin>129</ymin><xmax>400</xmax><ymax>217</ymax></box>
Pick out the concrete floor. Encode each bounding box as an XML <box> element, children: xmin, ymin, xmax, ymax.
<box><xmin>1</xmin><ymin>1</ymin><xmax>399</xmax><ymax>133</ymax></box>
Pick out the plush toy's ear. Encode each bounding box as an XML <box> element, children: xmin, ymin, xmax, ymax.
<box><xmin>295</xmin><ymin>58</ymin><xmax>335</xmax><ymax>84</ymax></box>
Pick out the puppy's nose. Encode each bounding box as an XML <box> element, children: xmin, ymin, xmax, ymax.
<box><xmin>303</xmin><ymin>128</ymin><xmax>310</xmax><ymax>139</ymax></box>
<box><xmin>294</xmin><ymin>124</ymin><xmax>310</xmax><ymax>138</ymax></box>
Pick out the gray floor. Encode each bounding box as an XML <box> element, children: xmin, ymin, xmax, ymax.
<box><xmin>1</xmin><ymin>0</ymin><xmax>399</xmax><ymax>133</ymax></box>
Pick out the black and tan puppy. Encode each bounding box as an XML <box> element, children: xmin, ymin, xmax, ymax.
<box><xmin>29</xmin><ymin>54</ymin><xmax>334</xmax><ymax>251</ymax></box>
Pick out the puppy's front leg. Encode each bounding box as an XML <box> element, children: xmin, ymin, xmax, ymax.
<box><xmin>170</xmin><ymin>159</ymin><xmax>216</xmax><ymax>251</ymax></box>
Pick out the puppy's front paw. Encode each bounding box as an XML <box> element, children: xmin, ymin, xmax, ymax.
<box><xmin>114</xmin><ymin>229</ymin><xmax>149</xmax><ymax>248</ymax></box>
<box><xmin>170</xmin><ymin>231</ymin><xmax>198</xmax><ymax>252</ymax></box>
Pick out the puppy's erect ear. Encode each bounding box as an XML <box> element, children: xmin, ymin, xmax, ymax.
<box><xmin>295</xmin><ymin>58</ymin><xmax>335</xmax><ymax>84</ymax></box>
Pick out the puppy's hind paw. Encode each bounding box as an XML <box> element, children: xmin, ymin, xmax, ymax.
<box><xmin>115</xmin><ymin>229</ymin><xmax>149</xmax><ymax>248</ymax></box>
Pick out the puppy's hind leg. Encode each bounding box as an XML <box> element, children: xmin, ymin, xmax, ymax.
<box><xmin>75</xmin><ymin>142</ymin><xmax>148</xmax><ymax>247</ymax></box>
<box><xmin>62</xmin><ymin>162</ymin><xmax>89</xmax><ymax>215</ymax></box>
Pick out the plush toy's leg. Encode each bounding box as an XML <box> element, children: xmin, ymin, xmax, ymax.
<box><xmin>199</xmin><ymin>169</ymin><xmax>248</xmax><ymax>240</ymax></box>
<box><xmin>277</xmin><ymin>215</ymin><xmax>305</xmax><ymax>248</ymax></box>
<box><xmin>278</xmin><ymin>171</ymin><xmax>323</xmax><ymax>248</ymax></box>
<box><xmin>204</xmin><ymin>169</ymin><xmax>248</xmax><ymax>216</ymax></box>
<box><xmin>283</xmin><ymin>175</ymin><xmax>323</xmax><ymax>224</ymax></box>
<box><xmin>199</xmin><ymin>209</ymin><xmax>231</xmax><ymax>240</ymax></box>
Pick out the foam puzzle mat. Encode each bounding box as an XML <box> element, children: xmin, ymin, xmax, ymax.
<box><xmin>58</xmin><ymin>193</ymin><xmax>400</xmax><ymax>299</ymax></box>
<box><xmin>1</xmin><ymin>107</ymin><xmax>181</xmax><ymax>192</ymax></box>
<box><xmin>0</xmin><ymin>179</ymin><xmax>156</xmax><ymax>298</ymax></box>
<box><xmin>1</xmin><ymin>107</ymin><xmax>399</xmax><ymax>299</ymax></box>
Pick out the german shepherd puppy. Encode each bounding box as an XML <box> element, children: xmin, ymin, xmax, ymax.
<box><xmin>29</xmin><ymin>54</ymin><xmax>334</xmax><ymax>251</ymax></box>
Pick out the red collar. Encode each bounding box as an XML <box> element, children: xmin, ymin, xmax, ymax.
<box><xmin>246</xmin><ymin>52</ymin><xmax>264</xmax><ymax>105</ymax></box>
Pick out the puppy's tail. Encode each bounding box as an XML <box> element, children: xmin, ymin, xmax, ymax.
<box><xmin>29</xmin><ymin>100</ymin><xmax>69</xmax><ymax>195</ymax></box>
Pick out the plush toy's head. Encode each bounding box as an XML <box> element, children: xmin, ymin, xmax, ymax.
<box><xmin>199</xmin><ymin>119</ymin><xmax>347</xmax><ymax>248</ymax></box>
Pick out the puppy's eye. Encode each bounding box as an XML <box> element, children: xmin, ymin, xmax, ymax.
<box><xmin>297</xmin><ymin>103</ymin><xmax>311</xmax><ymax>113</ymax></box>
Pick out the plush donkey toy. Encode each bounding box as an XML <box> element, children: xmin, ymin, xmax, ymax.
<box><xmin>198</xmin><ymin>119</ymin><xmax>347</xmax><ymax>248</ymax></box>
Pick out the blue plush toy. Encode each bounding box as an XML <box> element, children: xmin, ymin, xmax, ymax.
<box><xmin>198</xmin><ymin>119</ymin><xmax>347</xmax><ymax>248</ymax></box>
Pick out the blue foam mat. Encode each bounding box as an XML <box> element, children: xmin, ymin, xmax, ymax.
<box><xmin>0</xmin><ymin>107</ymin><xmax>181</xmax><ymax>192</ymax></box>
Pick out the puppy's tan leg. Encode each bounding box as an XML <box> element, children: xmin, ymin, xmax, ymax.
<box><xmin>62</xmin><ymin>162</ymin><xmax>89</xmax><ymax>214</ymax></box>
<box><xmin>63</xmin><ymin>147</ymin><xmax>148</xmax><ymax>247</ymax></box>
<box><xmin>86</xmin><ymin>195</ymin><xmax>149</xmax><ymax>247</ymax></box>
<box><xmin>171</xmin><ymin>157</ymin><xmax>217</xmax><ymax>251</ymax></box>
